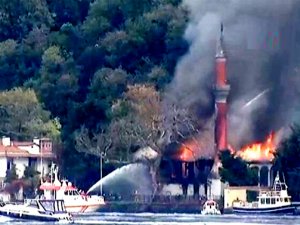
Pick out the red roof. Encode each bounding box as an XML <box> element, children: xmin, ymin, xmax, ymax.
<box><xmin>0</xmin><ymin>145</ymin><xmax>55</xmax><ymax>158</ymax></box>
<box><xmin>12</xmin><ymin>141</ymin><xmax>34</xmax><ymax>147</ymax></box>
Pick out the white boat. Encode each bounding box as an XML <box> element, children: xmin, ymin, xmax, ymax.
<box><xmin>39</xmin><ymin>165</ymin><xmax>105</xmax><ymax>213</ymax></box>
<box><xmin>232</xmin><ymin>172</ymin><xmax>295</xmax><ymax>214</ymax></box>
<box><xmin>0</xmin><ymin>199</ymin><xmax>73</xmax><ymax>223</ymax></box>
<box><xmin>201</xmin><ymin>200</ymin><xmax>221</xmax><ymax>215</ymax></box>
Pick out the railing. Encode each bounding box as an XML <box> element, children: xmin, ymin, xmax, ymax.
<box><xmin>103</xmin><ymin>194</ymin><xmax>220</xmax><ymax>205</ymax></box>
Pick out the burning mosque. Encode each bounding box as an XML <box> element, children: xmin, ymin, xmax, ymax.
<box><xmin>89</xmin><ymin>0</ymin><xmax>300</xmax><ymax>203</ymax></box>
<box><xmin>158</xmin><ymin>0</ymin><xmax>300</xmax><ymax>199</ymax></box>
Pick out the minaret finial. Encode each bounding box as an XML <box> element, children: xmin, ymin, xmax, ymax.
<box><xmin>221</xmin><ymin>22</ymin><xmax>224</xmax><ymax>36</ymax></box>
<box><xmin>216</xmin><ymin>22</ymin><xmax>225</xmax><ymax>58</ymax></box>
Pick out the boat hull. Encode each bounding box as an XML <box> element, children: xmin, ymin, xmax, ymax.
<box><xmin>0</xmin><ymin>209</ymin><xmax>61</xmax><ymax>222</ymax></box>
<box><xmin>65</xmin><ymin>203</ymin><xmax>103</xmax><ymax>213</ymax></box>
<box><xmin>0</xmin><ymin>201</ymin><xmax>73</xmax><ymax>223</ymax></box>
<box><xmin>233</xmin><ymin>205</ymin><xmax>296</xmax><ymax>214</ymax></box>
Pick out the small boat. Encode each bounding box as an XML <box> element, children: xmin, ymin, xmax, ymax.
<box><xmin>232</xmin><ymin>172</ymin><xmax>295</xmax><ymax>214</ymax></box>
<box><xmin>0</xmin><ymin>199</ymin><xmax>73</xmax><ymax>223</ymax></box>
<box><xmin>39</xmin><ymin>165</ymin><xmax>105</xmax><ymax>213</ymax></box>
<box><xmin>201</xmin><ymin>200</ymin><xmax>221</xmax><ymax>215</ymax></box>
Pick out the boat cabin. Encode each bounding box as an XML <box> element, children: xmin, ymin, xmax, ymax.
<box><xmin>201</xmin><ymin>200</ymin><xmax>221</xmax><ymax>215</ymax></box>
<box><xmin>40</xmin><ymin>180</ymin><xmax>78</xmax><ymax>199</ymax></box>
<box><xmin>203</xmin><ymin>200</ymin><xmax>218</xmax><ymax>210</ymax></box>
<box><xmin>257</xmin><ymin>173</ymin><xmax>291</xmax><ymax>208</ymax></box>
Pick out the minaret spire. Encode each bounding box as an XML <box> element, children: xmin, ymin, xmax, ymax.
<box><xmin>214</xmin><ymin>22</ymin><xmax>230</xmax><ymax>151</ymax></box>
<box><xmin>220</xmin><ymin>22</ymin><xmax>224</xmax><ymax>37</ymax></box>
<box><xmin>216</xmin><ymin>23</ymin><xmax>225</xmax><ymax>58</ymax></box>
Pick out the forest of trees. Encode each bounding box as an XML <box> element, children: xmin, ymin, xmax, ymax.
<box><xmin>1</xmin><ymin>0</ymin><xmax>300</xmax><ymax>197</ymax></box>
<box><xmin>0</xmin><ymin>0</ymin><xmax>190</xmax><ymax>189</ymax></box>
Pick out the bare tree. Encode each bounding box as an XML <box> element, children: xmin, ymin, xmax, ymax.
<box><xmin>74</xmin><ymin>84</ymin><xmax>213</xmax><ymax>198</ymax></box>
<box><xmin>75</xmin><ymin>127</ymin><xmax>112</xmax><ymax>157</ymax></box>
<box><xmin>74</xmin><ymin>84</ymin><xmax>202</xmax><ymax>159</ymax></box>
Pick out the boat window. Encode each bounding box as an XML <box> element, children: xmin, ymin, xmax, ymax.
<box><xmin>55</xmin><ymin>201</ymin><xmax>59</xmax><ymax>212</ymax></box>
<box><xmin>266</xmin><ymin>198</ymin><xmax>270</xmax><ymax>204</ymax></box>
<box><xmin>29</xmin><ymin>200</ymin><xmax>38</xmax><ymax>208</ymax></box>
<box><xmin>56</xmin><ymin>200</ymin><xmax>65</xmax><ymax>212</ymax></box>
<box><xmin>61</xmin><ymin>202</ymin><xmax>66</xmax><ymax>211</ymax></box>
<box><xmin>271</xmin><ymin>198</ymin><xmax>276</xmax><ymax>204</ymax></box>
<box><xmin>275</xmin><ymin>184</ymin><xmax>281</xmax><ymax>191</ymax></box>
<box><xmin>277</xmin><ymin>198</ymin><xmax>279</xmax><ymax>202</ymax></box>
<box><xmin>40</xmin><ymin>200</ymin><xmax>55</xmax><ymax>212</ymax></box>
<box><xmin>284</xmin><ymin>198</ymin><xmax>289</xmax><ymax>202</ymax></box>
<box><xmin>281</xmin><ymin>184</ymin><xmax>286</xmax><ymax>190</ymax></box>
<box><xmin>261</xmin><ymin>198</ymin><xmax>265</xmax><ymax>204</ymax></box>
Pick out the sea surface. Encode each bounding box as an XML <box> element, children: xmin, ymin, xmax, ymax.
<box><xmin>1</xmin><ymin>213</ymin><xmax>300</xmax><ymax>225</ymax></box>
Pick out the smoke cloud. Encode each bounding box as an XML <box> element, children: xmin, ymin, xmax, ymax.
<box><xmin>166</xmin><ymin>0</ymin><xmax>300</xmax><ymax>150</ymax></box>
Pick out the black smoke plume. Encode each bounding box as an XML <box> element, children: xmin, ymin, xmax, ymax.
<box><xmin>166</xmin><ymin>0</ymin><xmax>300</xmax><ymax>150</ymax></box>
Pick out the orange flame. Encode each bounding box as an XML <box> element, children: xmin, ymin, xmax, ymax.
<box><xmin>178</xmin><ymin>139</ymin><xmax>198</xmax><ymax>162</ymax></box>
<box><xmin>237</xmin><ymin>133</ymin><xmax>276</xmax><ymax>162</ymax></box>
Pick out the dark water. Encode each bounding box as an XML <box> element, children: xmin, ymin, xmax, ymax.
<box><xmin>1</xmin><ymin>213</ymin><xmax>300</xmax><ymax>224</ymax></box>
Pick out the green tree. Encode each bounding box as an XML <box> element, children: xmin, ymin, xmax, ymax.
<box><xmin>219</xmin><ymin>150</ymin><xmax>258</xmax><ymax>186</ymax></box>
<box><xmin>47</xmin><ymin>0</ymin><xmax>89</xmax><ymax>28</ymax></box>
<box><xmin>34</xmin><ymin>46</ymin><xmax>79</xmax><ymax>118</ymax></box>
<box><xmin>49</xmin><ymin>23</ymin><xmax>82</xmax><ymax>57</ymax></box>
<box><xmin>23</xmin><ymin>166</ymin><xmax>40</xmax><ymax>198</ymax></box>
<box><xmin>4</xmin><ymin>164</ymin><xmax>22</xmax><ymax>200</ymax></box>
<box><xmin>5</xmin><ymin>164</ymin><xmax>18</xmax><ymax>183</ymax></box>
<box><xmin>19</xmin><ymin>26</ymin><xmax>50</xmax><ymax>83</ymax></box>
<box><xmin>0</xmin><ymin>27</ymin><xmax>49</xmax><ymax>90</ymax></box>
<box><xmin>82</xmin><ymin>0</ymin><xmax>154</xmax><ymax>43</ymax></box>
<box><xmin>75</xmin><ymin>68</ymin><xmax>128</xmax><ymax>132</ymax></box>
<box><xmin>275</xmin><ymin>124</ymin><xmax>300</xmax><ymax>200</ymax></box>
<box><xmin>0</xmin><ymin>40</ymin><xmax>19</xmax><ymax>89</ymax></box>
<box><xmin>81</xmin><ymin>0</ymin><xmax>188</xmax><ymax>87</ymax></box>
<box><xmin>0</xmin><ymin>0</ymin><xmax>53</xmax><ymax>41</ymax></box>
<box><xmin>0</xmin><ymin>88</ymin><xmax>60</xmax><ymax>140</ymax></box>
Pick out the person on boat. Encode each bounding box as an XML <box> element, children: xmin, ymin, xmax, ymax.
<box><xmin>80</xmin><ymin>190</ymin><xmax>88</xmax><ymax>200</ymax></box>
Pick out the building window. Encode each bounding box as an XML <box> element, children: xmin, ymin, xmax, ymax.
<box><xmin>7</xmin><ymin>158</ymin><xmax>13</xmax><ymax>170</ymax></box>
<box><xmin>29</xmin><ymin>158</ymin><xmax>37</xmax><ymax>168</ymax></box>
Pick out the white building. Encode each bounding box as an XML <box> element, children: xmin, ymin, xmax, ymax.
<box><xmin>0</xmin><ymin>137</ymin><xmax>55</xmax><ymax>188</ymax></box>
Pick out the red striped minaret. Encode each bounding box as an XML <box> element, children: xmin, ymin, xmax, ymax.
<box><xmin>214</xmin><ymin>24</ymin><xmax>230</xmax><ymax>151</ymax></box>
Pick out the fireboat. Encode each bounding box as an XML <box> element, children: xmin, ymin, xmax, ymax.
<box><xmin>39</xmin><ymin>165</ymin><xmax>105</xmax><ymax>213</ymax></box>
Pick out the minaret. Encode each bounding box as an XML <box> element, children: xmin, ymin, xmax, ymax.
<box><xmin>214</xmin><ymin>24</ymin><xmax>230</xmax><ymax>151</ymax></box>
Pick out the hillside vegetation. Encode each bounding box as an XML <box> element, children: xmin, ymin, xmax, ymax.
<box><xmin>0</xmin><ymin>0</ymin><xmax>189</xmax><ymax>188</ymax></box>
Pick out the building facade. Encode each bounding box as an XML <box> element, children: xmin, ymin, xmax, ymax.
<box><xmin>0</xmin><ymin>137</ymin><xmax>55</xmax><ymax>188</ymax></box>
